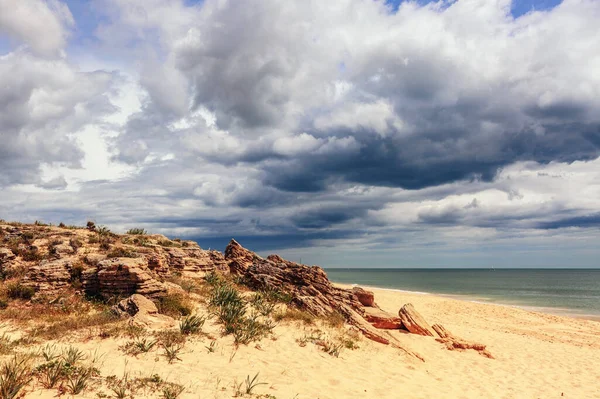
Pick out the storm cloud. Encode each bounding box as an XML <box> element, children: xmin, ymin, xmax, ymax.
<box><xmin>1</xmin><ymin>0</ymin><xmax>600</xmax><ymax>266</ymax></box>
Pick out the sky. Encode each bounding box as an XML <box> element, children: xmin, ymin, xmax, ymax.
<box><xmin>0</xmin><ymin>0</ymin><xmax>599</xmax><ymax>268</ymax></box>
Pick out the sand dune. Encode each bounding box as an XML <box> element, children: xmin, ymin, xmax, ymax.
<box><xmin>8</xmin><ymin>286</ymin><xmax>598</xmax><ymax>399</ymax></box>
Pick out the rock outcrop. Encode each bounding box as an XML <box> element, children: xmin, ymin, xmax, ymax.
<box><xmin>224</xmin><ymin>239</ymin><xmax>255</xmax><ymax>274</ymax></box>
<box><xmin>432</xmin><ymin>324</ymin><xmax>493</xmax><ymax>358</ymax></box>
<box><xmin>25</xmin><ymin>258</ymin><xmax>75</xmax><ymax>295</ymax></box>
<box><xmin>0</xmin><ymin>222</ymin><xmax>231</xmax><ymax>300</ymax></box>
<box><xmin>398</xmin><ymin>303</ymin><xmax>434</xmax><ymax>336</ymax></box>
<box><xmin>93</xmin><ymin>257</ymin><xmax>168</xmax><ymax>299</ymax></box>
<box><xmin>225</xmin><ymin>240</ymin><xmax>414</xmax><ymax>349</ymax></box>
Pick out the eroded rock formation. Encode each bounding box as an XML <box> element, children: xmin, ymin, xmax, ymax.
<box><xmin>0</xmin><ymin>222</ymin><xmax>229</xmax><ymax>300</ymax></box>
<box><xmin>398</xmin><ymin>303</ymin><xmax>434</xmax><ymax>336</ymax></box>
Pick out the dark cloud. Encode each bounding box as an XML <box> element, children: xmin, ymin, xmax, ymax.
<box><xmin>536</xmin><ymin>214</ymin><xmax>600</xmax><ymax>230</ymax></box>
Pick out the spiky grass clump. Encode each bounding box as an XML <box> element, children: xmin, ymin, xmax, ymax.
<box><xmin>209</xmin><ymin>282</ymin><xmax>274</xmax><ymax>345</ymax></box>
<box><xmin>0</xmin><ymin>356</ymin><xmax>33</xmax><ymax>399</ymax></box>
<box><xmin>179</xmin><ymin>314</ymin><xmax>206</xmax><ymax>335</ymax></box>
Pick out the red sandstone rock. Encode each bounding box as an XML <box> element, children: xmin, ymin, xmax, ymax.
<box><xmin>398</xmin><ymin>303</ymin><xmax>434</xmax><ymax>336</ymax></box>
<box><xmin>225</xmin><ymin>239</ymin><xmax>417</xmax><ymax>350</ymax></box>
<box><xmin>353</xmin><ymin>286</ymin><xmax>375</xmax><ymax>307</ymax></box>
<box><xmin>363</xmin><ymin>307</ymin><xmax>403</xmax><ymax>329</ymax></box>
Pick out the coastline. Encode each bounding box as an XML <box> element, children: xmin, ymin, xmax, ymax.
<box><xmin>332</xmin><ymin>281</ymin><xmax>600</xmax><ymax>323</ymax></box>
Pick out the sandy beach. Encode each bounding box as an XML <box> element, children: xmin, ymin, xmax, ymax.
<box><xmin>6</xmin><ymin>285</ymin><xmax>596</xmax><ymax>399</ymax></box>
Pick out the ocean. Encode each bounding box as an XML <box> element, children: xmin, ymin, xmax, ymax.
<box><xmin>325</xmin><ymin>268</ymin><xmax>600</xmax><ymax>319</ymax></box>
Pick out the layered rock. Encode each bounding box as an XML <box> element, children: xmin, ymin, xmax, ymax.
<box><xmin>225</xmin><ymin>239</ymin><xmax>255</xmax><ymax>274</ymax></box>
<box><xmin>225</xmin><ymin>240</ymin><xmax>408</xmax><ymax>348</ymax></box>
<box><xmin>91</xmin><ymin>258</ymin><xmax>168</xmax><ymax>299</ymax></box>
<box><xmin>1</xmin><ymin>222</ymin><xmax>231</xmax><ymax>299</ymax></box>
<box><xmin>398</xmin><ymin>303</ymin><xmax>434</xmax><ymax>336</ymax></box>
<box><xmin>24</xmin><ymin>258</ymin><xmax>75</xmax><ymax>294</ymax></box>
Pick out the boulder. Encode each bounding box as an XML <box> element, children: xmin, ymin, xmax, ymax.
<box><xmin>112</xmin><ymin>294</ymin><xmax>175</xmax><ymax>329</ymax></box>
<box><xmin>353</xmin><ymin>286</ymin><xmax>375</xmax><ymax>307</ymax></box>
<box><xmin>398</xmin><ymin>303</ymin><xmax>434</xmax><ymax>336</ymax></box>
<box><xmin>112</xmin><ymin>294</ymin><xmax>158</xmax><ymax>317</ymax></box>
<box><xmin>52</xmin><ymin>243</ymin><xmax>74</xmax><ymax>256</ymax></box>
<box><xmin>363</xmin><ymin>307</ymin><xmax>403</xmax><ymax>329</ymax></box>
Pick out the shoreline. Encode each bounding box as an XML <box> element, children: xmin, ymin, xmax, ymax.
<box><xmin>333</xmin><ymin>281</ymin><xmax>600</xmax><ymax>322</ymax></box>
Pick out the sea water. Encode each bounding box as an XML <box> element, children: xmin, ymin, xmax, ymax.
<box><xmin>325</xmin><ymin>268</ymin><xmax>600</xmax><ymax>319</ymax></box>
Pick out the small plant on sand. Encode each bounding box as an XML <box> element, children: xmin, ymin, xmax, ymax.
<box><xmin>179</xmin><ymin>314</ymin><xmax>205</xmax><ymax>335</ymax></box>
<box><xmin>107</xmin><ymin>371</ymin><xmax>131</xmax><ymax>399</ymax></box>
<box><xmin>35</xmin><ymin>360</ymin><xmax>65</xmax><ymax>388</ymax></box>
<box><xmin>209</xmin><ymin>282</ymin><xmax>274</xmax><ymax>345</ymax></box>
<box><xmin>0</xmin><ymin>334</ymin><xmax>15</xmax><ymax>356</ymax></box>
<box><xmin>41</xmin><ymin>344</ymin><xmax>59</xmax><ymax>362</ymax></box>
<box><xmin>0</xmin><ymin>356</ymin><xmax>33</xmax><ymax>399</ymax></box>
<box><xmin>205</xmin><ymin>341</ymin><xmax>217</xmax><ymax>353</ymax></box>
<box><xmin>273</xmin><ymin>309</ymin><xmax>315</xmax><ymax>325</ymax></box>
<box><xmin>234</xmin><ymin>373</ymin><xmax>267</xmax><ymax>397</ymax></box>
<box><xmin>250</xmin><ymin>293</ymin><xmax>276</xmax><ymax>317</ymax></box>
<box><xmin>318</xmin><ymin>340</ymin><xmax>343</xmax><ymax>358</ymax></box>
<box><xmin>162</xmin><ymin>383</ymin><xmax>185</xmax><ymax>399</ymax></box>
<box><xmin>126</xmin><ymin>228</ymin><xmax>147</xmax><ymax>235</ymax></box>
<box><xmin>121</xmin><ymin>337</ymin><xmax>158</xmax><ymax>356</ymax></box>
<box><xmin>62</xmin><ymin>346</ymin><xmax>87</xmax><ymax>365</ymax></box>
<box><xmin>66</xmin><ymin>366</ymin><xmax>95</xmax><ymax>394</ymax></box>
<box><xmin>162</xmin><ymin>343</ymin><xmax>183</xmax><ymax>364</ymax></box>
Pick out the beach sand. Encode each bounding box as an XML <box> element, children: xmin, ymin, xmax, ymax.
<box><xmin>16</xmin><ymin>286</ymin><xmax>600</xmax><ymax>399</ymax></box>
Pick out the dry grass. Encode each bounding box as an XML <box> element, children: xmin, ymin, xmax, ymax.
<box><xmin>157</xmin><ymin>293</ymin><xmax>194</xmax><ymax>318</ymax></box>
<box><xmin>273</xmin><ymin>308</ymin><xmax>315</xmax><ymax>325</ymax></box>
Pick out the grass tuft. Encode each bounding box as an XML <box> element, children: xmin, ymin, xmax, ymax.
<box><xmin>179</xmin><ymin>314</ymin><xmax>206</xmax><ymax>335</ymax></box>
<box><xmin>0</xmin><ymin>356</ymin><xmax>33</xmax><ymax>399</ymax></box>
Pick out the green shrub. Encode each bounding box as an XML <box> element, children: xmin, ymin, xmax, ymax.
<box><xmin>209</xmin><ymin>283</ymin><xmax>273</xmax><ymax>345</ymax></box>
<box><xmin>179</xmin><ymin>314</ymin><xmax>206</xmax><ymax>335</ymax></box>
<box><xmin>6</xmin><ymin>283</ymin><xmax>35</xmax><ymax>300</ymax></box>
<box><xmin>157</xmin><ymin>294</ymin><xmax>193</xmax><ymax>318</ymax></box>
<box><xmin>106</xmin><ymin>247</ymin><xmax>138</xmax><ymax>258</ymax></box>
<box><xmin>126</xmin><ymin>228</ymin><xmax>147</xmax><ymax>235</ymax></box>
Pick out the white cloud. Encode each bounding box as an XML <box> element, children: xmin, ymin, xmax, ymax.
<box><xmin>2</xmin><ymin>0</ymin><xmax>600</xmax><ymax>266</ymax></box>
<box><xmin>0</xmin><ymin>0</ymin><xmax>73</xmax><ymax>56</ymax></box>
